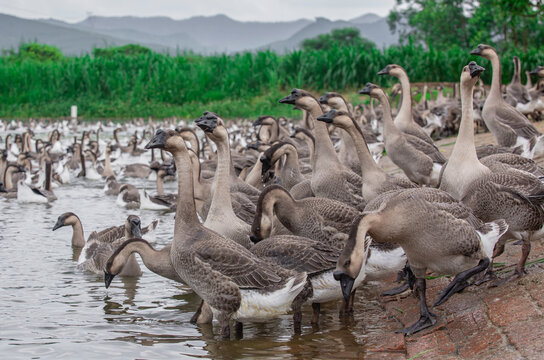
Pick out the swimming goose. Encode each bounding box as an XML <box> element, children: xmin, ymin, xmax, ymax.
<box><xmin>359</xmin><ymin>83</ymin><xmax>441</xmax><ymax>186</ymax></box>
<box><xmin>145</xmin><ymin>129</ymin><xmax>307</xmax><ymax>338</ymax></box>
<box><xmin>195</xmin><ymin>112</ymin><xmax>253</xmax><ymax>249</ymax></box>
<box><xmin>116</xmin><ymin>184</ymin><xmax>140</xmax><ymax>209</ymax></box>
<box><xmin>316</xmin><ymin>110</ymin><xmax>417</xmax><ymax>202</ymax></box>
<box><xmin>17</xmin><ymin>161</ymin><xmax>57</xmax><ymax>203</ymax></box>
<box><xmin>279</xmin><ymin>89</ymin><xmax>365</xmax><ymax>209</ymax></box>
<box><xmin>470</xmin><ymin>44</ymin><xmax>543</xmax><ymax>158</ymax></box>
<box><xmin>334</xmin><ymin>193</ymin><xmax>507</xmax><ymax>335</ymax></box>
<box><xmin>1</xmin><ymin>164</ymin><xmax>25</xmax><ymax>198</ymax></box>
<box><xmin>377</xmin><ymin>64</ymin><xmax>447</xmax><ymax>165</ymax></box>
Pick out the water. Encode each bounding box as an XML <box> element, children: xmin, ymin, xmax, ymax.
<box><xmin>0</xmin><ymin>127</ymin><xmax>386</xmax><ymax>359</ymax></box>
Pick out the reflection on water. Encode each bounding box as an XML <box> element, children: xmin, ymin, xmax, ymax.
<box><xmin>0</xmin><ymin>131</ymin><xmax>386</xmax><ymax>359</ymax></box>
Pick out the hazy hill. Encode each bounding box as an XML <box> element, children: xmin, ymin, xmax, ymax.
<box><xmin>263</xmin><ymin>17</ymin><xmax>397</xmax><ymax>53</ymax></box>
<box><xmin>0</xmin><ymin>12</ymin><xmax>398</xmax><ymax>55</ymax></box>
<box><xmin>0</xmin><ymin>13</ymin><xmax>173</xmax><ymax>55</ymax></box>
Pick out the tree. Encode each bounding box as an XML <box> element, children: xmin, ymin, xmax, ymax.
<box><xmin>15</xmin><ymin>43</ymin><xmax>63</xmax><ymax>62</ymax></box>
<box><xmin>301</xmin><ymin>27</ymin><xmax>376</xmax><ymax>51</ymax></box>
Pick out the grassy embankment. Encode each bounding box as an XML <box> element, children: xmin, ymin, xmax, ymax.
<box><xmin>1</xmin><ymin>44</ymin><xmax>543</xmax><ymax>120</ymax></box>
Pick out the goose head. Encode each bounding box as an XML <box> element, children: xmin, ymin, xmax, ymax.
<box><xmin>318</xmin><ymin>92</ymin><xmax>347</xmax><ymax>110</ymax></box>
<box><xmin>469</xmin><ymin>44</ymin><xmax>496</xmax><ymax>60</ymax></box>
<box><xmin>333</xmin><ymin>214</ymin><xmax>373</xmax><ymax>301</ymax></box>
<box><xmin>145</xmin><ymin>129</ymin><xmax>185</xmax><ymax>153</ymax></box>
<box><xmin>260</xmin><ymin>141</ymin><xmax>296</xmax><ymax>176</ymax></box>
<box><xmin>317</xmin><ymin>109</ymin><xmax>352</xmax><ymax>127</ymax></box>
<box><xmin>125</xmin><ymin>215</ymin><xmax>142</xmax><ymax>238</ymax></box>
<box><xmin>279</xmin><ymin>89</ymin><xmax>319</xmax><ymax>111</ymax></box>
<box><xmin>253</xmin><ymin>115</ymin><xmax>275</xmax><ymax>127</ymax></box>
<box><xmin>52</xmin><ymin>212</ymin><xmax>80</xmax><ymax>231</ymax></box>
<box><xmin>195</xmin><ymin>111</ymin><xmax>229</xmax><ymax>143</ymax></box>
<box><xmin>358</xmin><ymin>82</ymin><xmax>385</xmax><ymax>100</ymax></box>
<box><xmin>461</xmin><ymin>61</ymin><xmax>486</xmax><ymax>88</ymax></box>
<box><xmin>377</xmin><ymin>64</ymin><xmax>405</xmax><ymax>78</ymax></box>
<box><xmin>0</xmin><ymin>182</ymin><xmax>7</xmax><ymax>193</ymax></box>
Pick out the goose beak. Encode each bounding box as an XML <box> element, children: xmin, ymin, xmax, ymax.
<box><xmin>0</xmin><ymin>183</ymin><xmax>7</xmax><ymax>193</ymax></box>
<box><xmin>358</xmin><ymin>83</ymin><xmax>373</xmax><ymax>95</ymax></box>
<box><xmin>104</xmin><ymin>272</ymin><xmax>115</xmax><ymax>289</ymax></box>
<box><xmin>253</xmin><ymin>117</ymin><xmax>264</xmax><ymax>127</ymax></box>
<box><xmin>247</xmin><ymin>142</ymin><xmax>260</xmax><ymax>150</ymax></box>
<box><xmin>529</xmin><ymin>68</ymin><xmax>540</xmax><ymax>75</ymax></box>
<box><xmin>377</xmin><ymin>65</ymin><xmax>390</xmax><ymax>75</ymax></box>
<box><xmin>469</xmin><ymin>46</ymin><xmax>482</xmax><ymax>56</ymax></box>
<box><xmin>318</xmin><ymin>94</ymin><xmax>329</xmax><ymax>104</ymax></box>
<box><xmin>279</xmin><ymin>91</ymin><xmax>298</xmax><ymax>104</ymax></box>
<box><xmin>249</xmin><ymin>234</ymin><xmax>260</xmax><ymax>244</ymax></box>
<box><xmin>333</xmin><ymin>270</ymin><xmax>355</xmax><ymax>301</ymax></box>
<box><xmin>52</xmin><ymin>217</ymin><xmax>64</xmax><ymax>231</ymax></box>
<box><xmin>468</xmin><ymin>61</ymin><xmax>485</xmax><ymax>78</ymax></box>
<box><xmin>317</xmin><ymin>110</ymin><xmax>336</xmax><ymax>124</ymax></box>
<box><xmin>145</xmin><ymin>130</ymin><xmax>166</xmax><ymax>149</ymax></box>
<box><xmin>130</xmin><ymin>218</ymin><xmax>142</xmax><ymax>238</ymax></box>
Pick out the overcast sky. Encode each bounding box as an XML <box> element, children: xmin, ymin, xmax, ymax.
<box><xmin>1</xmin><ymin>0</ymin><xmax>395</xmax><ymax>22</ymax></box>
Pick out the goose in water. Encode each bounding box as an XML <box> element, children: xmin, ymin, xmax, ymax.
<box><xmin>334</xmin><ymin>192</ymin><xmax>507</xmax><ymax>335</ymax></box>
<box><xmin>440</xmin><ymin>61</ymin><xmax>544</xmax><ymax>285</ymax></box>
<box><xmin>279</xmin><ymin>89</ymin><xmax>365</xmax><ymax>209</ymax></box>
<box><xmin>145</xmin><ymin>129</ymin><xmax>307</xmax><ymax>338</ymax></box>
<box><xmin>17</xmin><ymin>161</ymin><xmax>57</xmax><ymax>203</ymax></box>
<box><xmin>470</xmin><ymin>44</ymin><xmax>543</xmax><ymax>158</ymax></box>
<box><xmin>195</xmin><ymin>112</ymin><xmax>254</xmax><ymax>249</ymax></box>
<box><xmin>359</xmin><ymin>83</ymin><xmax>442</xmax><ymax>186</ymax></box>
<box><xmin>1</xmin><ymin>164</ymin><xmax>25</xmax><ymax>198</ymax></box>
<box><xmin>116</xmin><ymin>184</ymin><xmax>140</xmax><ymax>209</ymax></box>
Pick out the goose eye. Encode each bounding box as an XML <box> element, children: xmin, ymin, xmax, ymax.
<box><xmin>344</xmin><ymin>259</ymin><xmax>351</xmax><ymax>267</ymax></box>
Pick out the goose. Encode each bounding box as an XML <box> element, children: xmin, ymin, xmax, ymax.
<box><xmin>440</xmin><ymin>61</ymin><xmax>544</xmax><ymax>284</ymax></box>
<box><xmin>82</xmin><ymin>150</ymin><xmax>103</xmax><ymax>180</ymax></box>
<box><xmin>116</xmin><ymin>184</ymin><xmax>140</xmax><ymax>209</ymax></box>
<box><xmin>316</xmin><ymin>110</ymin><xmax>417</xmax><ymax>202</ymax></box>
<box><xmin>260</xmin><ymin>141</ymin><xmax>307</xmax><ymax>191</ymax></box>
<box><xmin>101</xmin><ymin>143</ymin><xmax>115</xmax><ymax>178</ymax></box>
<box><xmin>359</xmin><ymin>83</ymin><xmax>441</xmax><ymax>186</ymax></box>
<box><xmin>377</xmin><ymin>64</ymin><xmax>447</xmax><ymax>165</ymax></box>
<box><xmin>1</xmin><ymin>164</ymin><xmax>25</xmax><ymax>198</ymax></box>
<box><xmin>52</xmin><ymin>211</ymin><xmax>159</xmax><ymax>248</ymax></box>
<box><xmin>139</xmin><ymin>164</ymin><xmax>177</xmax><ymax>211</ymax></box>
<box><xmin>470</xmin><ymin>44</ymin><xmax>543</xmax><ymax>158</ymax></box>
<box><xmin>279</xmin><ymin>89</ymin><xmax>365</xmax><ymax>209</ymax></box>
<box><xmin>17</xmin><ymin>161</ymin><xmax>57</xmax><ymax>203</ymax></box>
<box><xmin>334</xmin><ymin>192</ymin><xmax>508</xmax><ymax>335</ymax></box>
<box><xmin>145</xmin><ymin>129</ymin><xmax>307</xmax><ymax>338</ymax></box>
<box><xmin>195</xmin><ymin>112</ymin><xmax>253</xmax><ymax>249</ymax></box>
<box><xmin>507</xmin><ymin>56</ymin><xmax>531</xmax><ymax>106</ymax></box>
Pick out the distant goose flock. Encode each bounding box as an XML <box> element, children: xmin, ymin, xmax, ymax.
<box><xmin>2</xmin><ymin>44</ymin><xmax>544</xmax><ymax>338</ymax></box>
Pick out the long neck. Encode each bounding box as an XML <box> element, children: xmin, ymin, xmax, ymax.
<box><xmin>344</xmin><ymin>125</ymin><xmax>384</xmax><ymax>179</ymax></box>
<box><xmin>173</xmin><ymin>150</ymin><xmax>200</xmax><ymax>227</ymax></box>
<box><xmin>396</xmin><ymin>71</ymin><xmax>413</xmax><ymax>125</ymax></box>
<box><xmin>376</xmin><ymin>93</ymin><xmax>400</xmax><ymax>138</ymax></box>
<box><xmin>125</xmin><ymin>242</ymin><xmax>180</xmax><ymax>282</ymax></box>
<box><xmin>307</xmin><ymin>102</ymin><xmax>339</xmax><ymax>167</ymax></box>
<box><xmin>104</xmin><ymin>150</ymin><xmax>112</xmax><ymax>175</ymax></box>
<box><xmin>156</xmin><ymin>174</ymin><xmax>164</xmax><ymax>196</ymax></box>
<box><xmin>488</xmin><ymin>53</ymin><xmax>503</xmax><ymax>99</ymax></box>
<box><xmin>450</xmin><ymin>81</ymin><xmax>479</xmax><ymax>163</ymax></box>
<box><xmin>281</xmin><ymin>148</ymin><xmax>303</xmax><ymax>181</ymax></box>
<box><xmin>45</xmin><ymin>162</ymin><xmax>52</xmax><ymax>191</ymax></box>
<box><xmin>4</xmin><ymin>167</ymin><xmax>14</xmax><ymax>190</ymax></box>
<box><xmin>208</xmin><ymin>136</ymin><xmax>234</xmax><ymax>214</ymax></box>
<box><xmin>269</xmin><ymin>190</ymin><xmax>301</xmax><ymax>227</ymax></box>
<box><xmin>525</xmin><ymin>71</ymin><xmax>533</xmax><ymax>88</ymax></box>
<box><xmin>512</xmin><ymin>58</ymin><xmax>520</xmax><ymax>84</ymax></box>
<box><xmin>71</xmin><ymin>218</ymin><xmax>85</xmax><ymax>247</ymax></box>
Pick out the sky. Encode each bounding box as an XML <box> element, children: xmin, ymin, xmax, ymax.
<box><xmin>0</xmin><ymin>0</ymin><xmax>395</xmax><ymax>22</ymax></box>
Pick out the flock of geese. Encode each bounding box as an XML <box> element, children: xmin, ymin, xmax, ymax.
<box><xmin>2</xmin><ymin>44</ymin><xmax>544</xmax><ymax>338</ymax></box>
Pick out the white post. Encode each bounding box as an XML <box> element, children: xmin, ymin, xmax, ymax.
<box><xmin>71</xmin><ymin>105</ymin><xmax>78</xmax><ymax>119</ymax></box>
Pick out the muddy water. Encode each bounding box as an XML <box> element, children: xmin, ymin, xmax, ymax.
<box><xmin>0</xmin><ymin>129</ymin><xmax>388</xmax><ymax>359</ymax></box>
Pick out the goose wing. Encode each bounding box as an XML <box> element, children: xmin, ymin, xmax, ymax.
<box><xmin>193</xmin><ymin>239</ymin><xmax>291</xmax><ymax>290</ymax></box>
<box><xmin>495</xmin><ymin>105</ymin><xmax>540</xmax><ymax>140</ymax></box>
<box><xmin>404</xmin><ymin>134</ymin><xmax>446</xmax><ymax>163</ymax></box>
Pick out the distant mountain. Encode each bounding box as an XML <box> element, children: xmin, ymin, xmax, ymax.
<box><xmin>263</xmin><ymin>16</ymin><xmax>397</xmax><ymax>53</ymax></box>
<box><xmin>0</xmin><ymin>13</ymin><xmax>173</xmax><ymax>55</ymax></box>
<box><xmin>0</xmin><ymin>12</ymin><xmax>398</xmax><ymax>55</ymax></box>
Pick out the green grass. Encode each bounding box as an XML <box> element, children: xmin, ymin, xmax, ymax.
<box><xmin>1</xmin><ymin>44</ymin><xmax>543</xmax><ymax>119</ymax></box>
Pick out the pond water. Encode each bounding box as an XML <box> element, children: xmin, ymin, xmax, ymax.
<box><xmin>0</xmin><ymin>126</ymin><xmax>386</xmax><ymax>359</ymax></box>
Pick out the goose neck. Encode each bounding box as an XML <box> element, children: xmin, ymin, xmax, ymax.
<box><xmin>71</xmin><ymin>218</ymin><xmax>85</xmax><ymax>248</ymax></box>
<box><xmin>173</xmin><ymin>151</ymin><xmax>200</xmax><ymax>227</ymax></box>
<box><xmin>345</xmin><ymin>125</ymin><xmax>383</xmax><ymax>179</ymax></box>
<box><xmin>396</xmin><ymin>72</ymin><xmax>413</xmax><ymax>126</ymax></box>
<box><xmin>488</xmin><ymin>53</ymin><xmax>503</xmax><ymax>100</ymax></box>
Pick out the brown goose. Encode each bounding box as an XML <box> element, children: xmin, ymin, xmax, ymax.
<box><xmin>506</xmin><ymin>56</ymin><xmax>531</xmax><ymax>106</ymax></box>
<box><xmin>260</xmin><ymin>141</ymin><xmax>307</xmax><ymax>191</ymax></box>
<box><xmin>1</xmin><ymin>164</ymin><xmax>25</xmax><ymax>198</ymax></box>
<box><xmin>470</xmin><ymin>44</ymin><xmax>542</xmax><ymax>158</ymax></box>
<box><xmin>317</xmin><ymin>110</ymin><xmax>417</xmax><ymax>202</ymax></box>
<box><xmin>334</xmin><ymin>192</ymin><xmax>507</xmax><ymax>335</ymax></box>
<box><xmin>377</xmin><ymin>64</ymin><xmax>447</xmax><ymax>165</ymax></box>
<box><xmin>195</xmin><ymin>112</ymin><xmax>253</xmax><ymax>249</ymax></box>
<box><xmin>116</xmin><ymin>184</ymin><xmax>140</xmax><ymax>209</ymax></box>
<box><xmin>279</xmin><ymin>89</ymin><xmax>364</xmax><ymax>209</ymax></box>
<box><xmin>359</xmin><ymin>83</ymin><xmax>441</xmax><ymax>186</ymax></box>
<box><xmin>145</xmin><ymin>129</ymin><xmax>307</xmax><ymax>339</ymax></box>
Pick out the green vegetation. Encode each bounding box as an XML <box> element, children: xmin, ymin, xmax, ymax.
<box><xmin>388</xmin><ymin>0</ymin><xmax>544</xmax><ymax>51</ymax></box>
<box><xmin>302</xmin><ymin>28</ymin><xmax>375</xmax><ymax>51</ymax></box>
<box><xmin>1</xmin><ymin>24</ymin><xmax>543</xmax><ymax>119</ymax></box>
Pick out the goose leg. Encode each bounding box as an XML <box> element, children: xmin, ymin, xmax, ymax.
<box><xmin>474</xmin><ymin>243</ymin><xmax>504</xmax><ymax>285</ymax></box>
<box><xmin>381</xmin><ymin>263</ymin><xmax>415</xmax><ymax>296</ymax></box>
<box><xmin>434</xmin><ymin>258</ymin><xmax>490</xmax><ymax>307</ymax></box>
<box><xmin>347</xmin><ymin>290</ymin><xmax>356</xmax><ymax>313</ymax></box>
<box><xmin>234</xmin><ymin>321</ymin><xmax>243</xmax><ymax>339</ymax></box>
<box><xmin>311</xmin><ymin>303</ymin><xmax>320</xmax><ymax>324</ymax></box>
<box><xmin>217</xmin><ymin>313</ymin><xmax>231</xmax><ymax>339</ymax></box>
<box><xmin>491</xmin><ymin>238</ymin><xmax>531</xmax><ymax>287</ymax></box>
<box><xmin>293</xmin><ymin>309</ymin><xmax>302</xmax><ymax>333</ymax></box>
<box><xmin>396</xmin><ymin>278</ymin><xmax>436</xmax><ymax>335</ymax></box>
<box><xmin>190</xmin><ymin>300</ymin><xmax>204</xmax><ymax>324</ymax></box>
